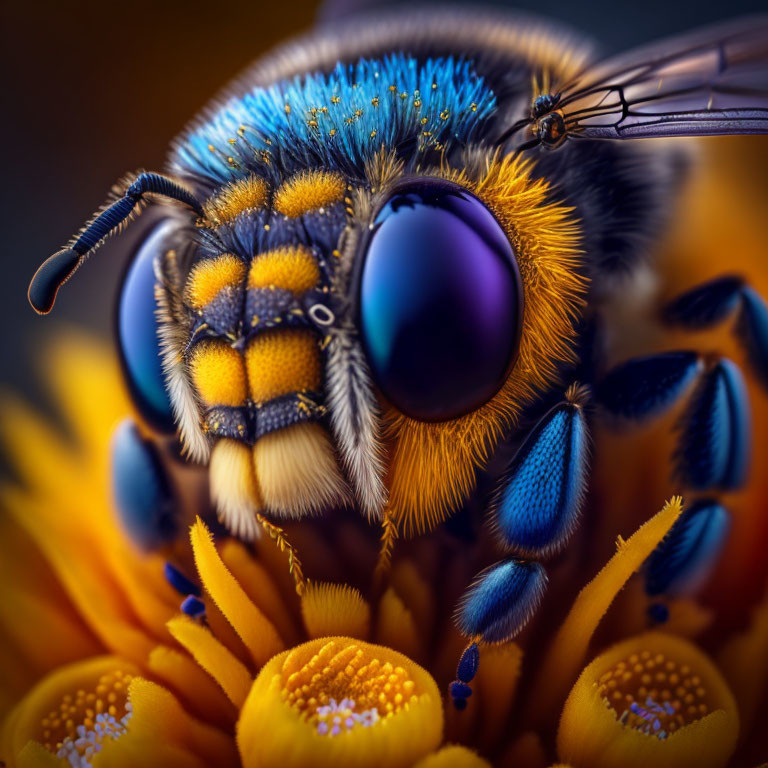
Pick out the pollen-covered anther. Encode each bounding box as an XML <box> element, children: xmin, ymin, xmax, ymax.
<box><xmin>40</xmin><ymin>670</ymin><xmax>133</xmax><ymax>764</ymax></box>
<box><xmin>280</xmin><ymin>640</ymin><xmax>418</xmax><ymax>724</ymax></box>
<box><xmin>597</xmin><ymin>650</ymin><xmax>711</xmax><ymax>737</ymax></box>
<box><xmin>274</xmin><ymin>170</ymin><xmax>346</xmax><ymax>217</ymax></box>
<box><xmin>203</xmin><ymin>174</ymin><xmax>269</xmax><ymax>224</ymax></box>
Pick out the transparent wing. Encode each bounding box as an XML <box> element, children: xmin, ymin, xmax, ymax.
<box><xmin>555</xmin><ymin>16</ymin><xmax>768</xmax><ymax>140</ymax></box>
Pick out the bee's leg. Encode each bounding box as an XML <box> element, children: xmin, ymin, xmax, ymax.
<box><xmin>111</xmin><ymin>418</ymin><xmax>180</xmax><ymax>552</ymax></box>
<box><xmin>596</xmin><ymin>274</ymin><xmax>767</xmax><ymax>627</ymax></box>
<box><xmin>451</xmin><ymin>558</ymin><xmax>549</xmax><ymax>709</ymax></box>
<box><xmin>491</xmin><ymin>384</ymin><xmax>591</xmax><ymax>557</ymax></box>
<box><xmin>664</xmin><ymin>275</ymin><xmax>768</xmax><ymax>390</ymax></box>
<box><xmin>597</xmin><ymin>351</ymin><xmax>751</xmax><ymax>491</ymax></box>
<box><xmin>643</xmin><ymin>498</ymin><xmax>730</xmax><ymax>625</ymax></box>
<box><xmin>449</xmin><ymin>384</ymin><xmax>591</xmax><ymax>709</ymax></box>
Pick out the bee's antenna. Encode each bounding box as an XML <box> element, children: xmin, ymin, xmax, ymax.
<box><xmin>28</xmin><ymin>172</ymin><xmax>203</xmax><ymax>315</ymax></box>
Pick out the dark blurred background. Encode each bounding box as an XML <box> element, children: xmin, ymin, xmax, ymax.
<box><xmin>2</xmin><ymin>0</ymin><xmax>766</xmax><ymax>394</ymax></box>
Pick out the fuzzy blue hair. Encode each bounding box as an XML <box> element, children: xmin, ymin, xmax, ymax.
<box><xmin>173</xmin><ymin>53</ymin><xmax>496</xmax><ymax>189</ymax></box>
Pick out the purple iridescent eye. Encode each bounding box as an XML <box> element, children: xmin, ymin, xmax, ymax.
<box><xmin>358</xmin><ymin>179</ymin><xmax>523</xmax><ymax>421</ymax></box>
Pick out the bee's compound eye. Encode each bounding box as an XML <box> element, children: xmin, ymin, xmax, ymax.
<box><xmin>359</xmin><ymin>179</ymin><xmax>523</xmax><ymax>421</ymax></box>
<box><xmin>116</xmin><ymin>219</ymin><xmax>180</xmax><ymax>433</ymax></box>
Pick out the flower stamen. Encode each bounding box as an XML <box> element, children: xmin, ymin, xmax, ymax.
<box><xmin>280</xmin><ymin>640</ymin><xmax>419</xmax><ymax>724</ymax></box>
<box><xmin>598</xmin><ymin>651</ymin><xmax>711</xmax><ymax>736</ymax></box>
<box><xmin>315</xmin><ymin>697</ymin><xmax>380</xmax><ymax>735</ymax></box>
<box><xmin>39</xmin><ymin>670</ymin><xmax>134</xmax><ymax>767</ymax></box>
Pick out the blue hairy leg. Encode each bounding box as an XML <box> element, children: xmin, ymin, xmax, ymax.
<box><xmin>645</xmin><ymin>499</ymin><xmax>730</xmax><ymax>597</ymax></box>
<box><xmin>596</xmin><ymin>351</ymin><xmax>703</xmax><ymax>420</ymax></box>
<box><xmin>594</xmin><ymin>274</ymin><xmax>766</xmax><ymax>626</ymax></box>
<box><xmin>449</xmin><ymin>558</ymin><xmax>547</xmax><ymax>709</ymax></box>
<box><xmin>449</xmin><ymin>385</ymin><xmax>589</xmax><ymax>709</ymax></box>
<box><xmin>597</xmin><ymin>350</ymin><xmax>751</xmax><ymax>492</ymax></box>
<box><xmin>456</xmin><ymin>559</ymin><xmax>548</xmax><ymax>644</ymax></box>
<box><xmin>664</xmin><ymin>275</ymin><xmax>768</xmax><ymax>390</ymax></box>
<box><xmin>675</xmin><ymin>358</ymin><xmax>750</xmax><ymax>490</ymax></box>
<box><xmin>492</xmin><ymin>389</ymin><xmax>590</xmax><ymax>557</ymax></box>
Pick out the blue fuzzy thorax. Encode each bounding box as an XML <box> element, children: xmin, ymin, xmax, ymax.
<box><xmin>173</xmin><ymin>54</ymin><xmax>496</xmax><ymax>190</ymax></box>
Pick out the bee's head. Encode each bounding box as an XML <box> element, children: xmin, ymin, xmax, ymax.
<box><xmin>136</xmin><ymin>170</ymin><xmax>355</xmax><ymax>538</ymax></box>
<box><xmin>107</xmin><ymin>154</ymin><xmax>585</xmax><ymax>540</ymax></box>
<box><xmin>33</xmin><ymin>49</ymin><xmax>591</xmax><ymax>541</ymax></box>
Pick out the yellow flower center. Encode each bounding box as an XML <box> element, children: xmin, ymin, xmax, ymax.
<box><xmin>280</xmin><ymin>639</ymin><xmax>419</xmax><ymax>734</ymax></box>
<box><xmin>597</xmin><ymin>650</ymin><xmax>711</xmax><ymax>737</ymax></box>
<box><xmin>39</xmin><ymin>669</ymin><xmax>133</xmax><ymax>765</ymax></box>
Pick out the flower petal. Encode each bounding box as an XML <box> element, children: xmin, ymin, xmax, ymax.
<box><xmin>220</xmin><ymin>540</ymin><xmax>301</xmax><ymax>644</ymax></box>
<box><xmin>475</xmin><ymin>642</ymin><xmax>523</xmax><ymax>748</ymax></box>
<box><xmin>531</xmin><ymin>497</ymin><xmax>684</xmax><ymax>722</ymax></box>
<box><xmin>166</xmin><ymin>615</ymin><xmax>252</xmax><ymax>707</ymax></box>
<box><xmin>190</xmin><ymin>518</ymin><xmax>283</xmax><ymax>666</ymax></box>
<box><xmin>376</xmin><ymin>588</ymin><xmax>422</xmax><ymax>660</ymax></box>
<box><xmin>301</xmin><ymin>583</ymin><xmax>370</xmax><ymax>640</ymax></box>
<box><xmin>147</xmin><ymin>645</ymin><xmax>236</xmax><ymax>728</ymax></box>
<box><xmin>718</xmin><ymin>586</ymin><xmax>768</xmax><ymax>737</ymax></box>
<box><xmin>107</xmin><ymin>677</ymin><xmax>238</xmax><ymax>767</ymax></box>
<box><xmin>412</xmin><ymin>745</ymin><xmax>491</xmax><ymax>768</ymax></box>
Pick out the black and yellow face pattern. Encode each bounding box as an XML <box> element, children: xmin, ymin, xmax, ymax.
<box><xmin>179</xmin><ymin>170</ymin><xmax>352</xmax><ymax>537</ymax></box>
<box><xmin>161</xmin><ymin>153</ymin><xmax>587</xmax><ymax>541</ymax></box>
<box><xmin>143</xmin><ymin>10</ymin><xmax>676</xmax><ymax>542</ymax></box>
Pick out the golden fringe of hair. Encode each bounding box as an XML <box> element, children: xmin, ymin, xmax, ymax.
<box><xmin>209</xmin><ymin>438</ymin><xmax>261</xmax><ymax>540</ymax></box>
<box><xmin>386</xmin><ymin>151</ymin><xmax>587</xmax><ymax>535</ymax></box>
<box><xmin>253</xmin><ymin>422</ymin><xmax>348</xmax><ymax>519</ymax></box>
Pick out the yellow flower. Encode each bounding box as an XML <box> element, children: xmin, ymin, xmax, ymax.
<box><xmin>557</xmin><ymin>632</ymin><xmax>739</xmax><ymax>768</ymax></box>
<box><xmin>2</xmin><ymin>338</ymin><xmax>758</xmax><ymax>767</ymax></box>
<box><xmin>6</xmin><ymin>135</ymin><xmax>768</xmax><ymax>768</ymax></box>
<box><xmin>0</xmin><ymin>656</ymin><xmax>237</xmax><ymax>768</ymax></box>
<box><xmin>238</xmin><ymin>638</ymin><xmax>442</xmax><ymax>768</ymax></box>
<box><xmin>0</xmin><ymin>336</ymin><xmax>179</xmax><ymax>706</ymax></box>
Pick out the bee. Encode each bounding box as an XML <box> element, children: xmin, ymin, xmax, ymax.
<box><xmin>28</xmin><ymin>7</ymin><xmax>768</xmax><ymax>706</ymax></box>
